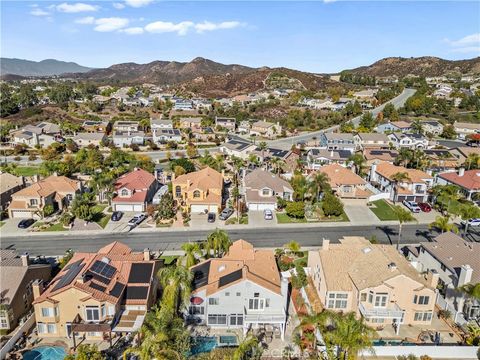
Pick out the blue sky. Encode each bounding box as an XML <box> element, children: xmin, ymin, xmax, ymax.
<box><xmin>1</xmin><ymin>1</ymin><xmax>479</xmax><ymax>73</ymax></box>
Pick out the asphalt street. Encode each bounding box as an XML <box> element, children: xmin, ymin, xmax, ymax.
<box><xmin>0</xmin><ymin>223</ymin><xmax>462</xmax><ymax>256</ymax></box>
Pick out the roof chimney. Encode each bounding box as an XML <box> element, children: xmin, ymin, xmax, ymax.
<box><xmin>426</xmin><ymin>269</ymin><xmax>439</xmax><ymax>288</ymax></box>
<box><xmin>458</xmin><ymin>167</ymin><xmax>465</xmax><ymax>177</ymax></box>
<box><xmin>322</xmin><ymin>238</ymin><xmax>330</xmax><ymax>251</ymax></box>
<box><xmin>32</xmin><ymin>279</ymin><xmax>43</xmax><ymax>300</ymax></box>
<box><xmin>21</xmin><ymin>253</ymin><xmax>30</xmax><ymax>267</ymax></box>
<box><xmin>143</xmin><ymin>248</ymin><xmax>151</xmax><ymax>261</ymax></box>
<box><xmin>458</xmin><ymin>264</ymin><xmax>473</xmax><ymax>286</ymax></box>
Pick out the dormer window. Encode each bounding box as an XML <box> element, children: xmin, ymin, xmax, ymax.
<box><xmin>193</xmin><ymin>190</ymin><xmax>201</xmax><ymax>198</ymax></box>
<box><xmin>121</xmin><ymin>189</ymin><xmax>129</xmax><ymax>197</ymax></box>
<box><xmin>262</xmin><ymin>188</ymin><xmax>270</xmax><ymax>196</ymax></box>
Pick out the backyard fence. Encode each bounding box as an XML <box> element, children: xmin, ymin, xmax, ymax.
<box><xmin>0</xmin><ymin>313</ymin><xmax>35</xmax><ymax>360</ymax></box>
<box><xmin>436</xmin><ymin>294</ymin><xmax>468</xmax><ymax>325</ymax></box>
<box><xmin>360</xmin><ymin>345</ymin><xmax>478</xmax><ymax>358</ymax></box>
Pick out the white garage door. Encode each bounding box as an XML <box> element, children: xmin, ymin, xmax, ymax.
<box><xmin>114</xmin><ymin>204</ymin><xmax>135</xmax><ymax>212</ymax></box>
<box><xmin>133</xmin><ymin>204</ymin><xmax>144</xmax><ymax>212</ymax></box>
<box><xmin>248</xmin><ymin>203</ymin><xmax>275</xmax><ymax>211</ymax></box>
<box><xmin>11</xmin><ymin>210</ymin><xmax>33</xmax><ymax>219</ymax></box>
<box><xmin>208</xmin><ymin>205</ymin><xmax>218</xmax><ymax>213</ymax></box>
<box><xmin>191</xmin><ymin>204</ymin><xmax>209</xmax><ymax>213</ymax></box>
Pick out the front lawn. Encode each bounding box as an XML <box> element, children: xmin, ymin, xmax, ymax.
<box><xmin>34</xmin><ymin>221</ymin><xmax>67</xmax><ymax>232</ymax></box>
<box><xmin>369</xmin><ymin>199</ymin><xmax>398</xmax><ymax>221</ymax></box>
<box><xmin>160</xmin><ymin>255</ymin><xmax>180</xmax><ymax>266</ymax></box>
<box><xmin>276</xmin><ymin>213</ymin><xmax>307</xmax><ymax>224</ymax></box>
<box><xmin>13</xmin><ymin>166</ymin><xmax>40</xmax><ymax>177</ymax></box>
<box><xmin>92</xmin><ymin>204</ymin><xmax>109</xmax><ymax>228</ymax></box>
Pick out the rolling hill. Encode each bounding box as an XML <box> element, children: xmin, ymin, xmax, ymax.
<box><xmin>1</xmin><ymin>58</ymin><xmax>92</xmax><ymax>77</ymax></box>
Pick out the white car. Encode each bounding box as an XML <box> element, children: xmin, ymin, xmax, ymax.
<box><xmin>128</xmin><ymin>213</ymin><xmax>147</xmax><ymax>227</ymax></box>
<box><xmin>461</xmin><ymin>218</ymin><xmax>480</xmax><ymax>227</ymax></box>
<box><xmin>263</xmin><ymin>209</ymin><xmax>273</xmax><ymax>220</ymax></box>
<box><xmin>403</xmin><ymin>200</ymin><xmax>421</xmax><ymax>213</ymax></box>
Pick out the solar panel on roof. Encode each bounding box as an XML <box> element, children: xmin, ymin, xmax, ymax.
<box><xmin>109</xmin><ymin>282</ymin><xmax>125</xmax><ymax>297</ymax></box>
<box><xmin>192</xmin><ymin>262</ymin><xmax>210</xmax><ymax>290</ymax></box>
<box><xmin>218</xmin><ymin>269</ymin><xmax>243</xmax><ymax>288</ymax></box>
<box><xmin>52</xmin><ymin>262</ymin><xmax>85</xmax><ymax>292</ymax></box>
<box><xmin>125</xmin><ymin>286</ymin><xmax>149</xmax><ymax>300</ymax></box>
<box><xmin>64</xmin><ymin>259</ymin><xmax>83</xmax><ymax>271</ymax></box>
<box><xmin>85</xmin><ymin>270</ymin><xmax>111</xmax><ymax>285</ymax></box>
<box><xmin>128</xmin><ymin>263</ymin><xmax>153</xmax><ymax>283</ymax></box>
<box><xmin>90</xmin><ymin>260</ymin><xmax>116</xmax><ymax>279</ymax></box>
<box><xmin>90</xmin><ymin>282</ymin><xmax>106</xmax><ymax>292</ymax></box>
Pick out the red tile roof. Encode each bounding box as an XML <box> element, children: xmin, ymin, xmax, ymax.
<box><xmin>114</xmin><ymin>168</ymin><xmax>155</xmax><ymax>192</ymax></box>
<box><xmin>438</xmin><ymin>170</ymin><xmax>480</xmax><ymax>190</ymax></box>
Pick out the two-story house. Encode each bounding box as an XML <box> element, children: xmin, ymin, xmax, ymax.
<box><xmin>453</xmin><ymin>122</ymin><xmax>480</xmax><ymax>140</ymax></box>
<box><xmin>436</xmin><ymin>169</ymin><xmax>480</xmax><ymax>200</ymax></box>
<box><xmin>237</xmin><ymin>120</ymin><xmax>251</xmax><ymax>134</ymax></box>
<box><xmin>369</xmin><ymin>162</ymin><xmax>433</xmax><ymax>202</ymax></box>
<box><xmin>111</xmin><ymin>168</ymin><xmax>157</xmax><ymax>212</ymax></box>
<box><xmin>353</xmin><ymin>133</ymin><xmax>390</xmax><ymax>151</ymax></box>
<box><xmin>73</xmin><ymin>132</ymin><xmax>106</xmax><ymax>147</ymax></box>
<box><xmin>318</xmin><ymin>133</ymin><xmax>355</xmax><ymax>152</ymax></box>
<box><xmin>8</xmin><ymin>175</ymin><xmax>81</xmax><ymax>218</ymax></box>
<box><xmin>215</xmin><ymin>117</ymin><xmax>236</xmax><ymax>132</ymax></box>
<box><xmin>32</xmin><ymin>242</ymin><xmax>160</xmax><ymax>345</ymax></box>
<box><xmin>188</xmin><ymin>240</ymin><xmax>288</xmax><ymax>339</ymax></box>
<box><xmin>305</xmin><ymin>149</ymin><xmax>352</xmax><ymax>170</ymax></box>
<box><xmin>249</xmin><ymin>121</ymin><xmax>282</xmax><ymax>139</ymax></box>
<box><xmin>152</xmin><ymin>128</ymin><xmax>182</xmax><ymax>144</ymax></box>
<box><xmin>173</xmin><ymin>99</ymin><xmax>194</xmax><ymax>111</ymax></box>
<box><xmin>172</xmin><ymin>166</ymin><xmax>223</xmax><ymax>213</ymax></box>
<box><xmin>375</xmin><ymin>121</ymin><xmax>412</xmax><ymax>134</ymax></box>
<box><xmin>82</xmin><ymin>120</ymin><xmax>110</xmax><ymax>134</ymax></box>
<box><xmin>406</xmin><ymin>232</ymin><xmax>479</xmax><ymax>323</ymax></box>
<box><xmin>387</xmin><ymin>133</ymin><xmax>430</xmax><ymax>149</ymax></box>
<box><xmin>421</xmin><ymin>120</ymin><xmax>444</xmax><ymax>136</ymax></box>
<box><xmin>243</xmin><ymin>169</ymin><xmax>293</xmax><ymax>211</ymax></box>
<box><xmin>0</xmin><ymin>251</ymin><xmax>51</xmax><ymax>334</ymax></box>
<box><xmin>220</xmin><ymin>139</ymin><xmax>257</xmax><ymax>160</ymax></box>
<box><xmin>112</xmin><ymin>131</ymin><xmax>145</xmax><ymax>148</ymax></box>
<box><xmin>113</xmin><ymin>121</ymin><xmax>139</xmax><ymax>133</ymax></box>
<box><xmin>178</xmin><ymin>117</ymin><xmax>203</xmax><ymax>130</ymax></box>
<box><xmin>363</xmin><ymin>149</ymin><xmax>399</xmax><ymax>169</ymax></box>
<box><xmin>308</xmin><ymin>237</ymin><xmax>437</xmax><ymax>334</ymax></box>
<box><xmin>150</xmin><ymin>119</ymin><xmax>173</xmax><ymax>130</ymax></box>
<box><xmin>0</xmin><ymin>172</ymin><xmax>25</xmax><ymax>212</ymax></box>
<box><xmin>313</xmin><ymin>163</ymin><xmax>371</xmax><ymax>199</ymax></box>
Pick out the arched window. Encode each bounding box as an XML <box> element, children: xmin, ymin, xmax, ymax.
<box><xmin>175</xmin><ymin>186</ymin><xmax>181</xmax><ymax>197</ymax></box>
<box><xmin>193</xmin><ymin>190</ymin><xmax>201</xmax><ymax>198</ymax></box>
<box><xmin>121</xmin><ymin>189</ymin><xmax>129</xmax><ymax>196</ymax></box>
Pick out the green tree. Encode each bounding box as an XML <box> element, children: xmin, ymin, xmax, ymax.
<box><xmin>322</xmin><ymin>193</ymin><xmax>344</xmax><ymax>217</ymax></box>
<box><xmin>170</xmin><ymin>158</ymin><xmax>195</xmax><ymax>173</ymax></box>
<box><xmin>203</xmin><ymin>229</ymin><xmax>232</xmax><ymax>258</ymax></box>
<box><xmin>181</xmin><ymin>242</ymin><xmax>202</xmax><ymax>268</ymax></box>
<box><xmin>284</xmin><ymin>240</ymin><xmax>301</xmax><ymax>253</ymax></box>
<box><xmin>42</xmin><ymin>204</ymin><xmax>55</xmax><ymax>218</ymax></box>
<box><xmin>458</xmin><ymin>283</ymin><xmax>480</xmax><ymax>301</ymax></box>
<box><xmin>393</xmin><ymin>205</ymin><xmax>417</xmax><ymax>250</ymax></box>
<box><xmin>65</xmin><ymin>344</ymin><xmax>105</xmax><ymax>360</ymax></box>
<box><xmin>286</xmin><ymin>201</ymin><xmax>305</xmax><ymax>218</ymax></box>
<box><xmin>440</xmin><ymin>124</ymin><xmax>457</xmax><ymax>139</ymax></box>
<box><xmin>158</xmin><ymin>193</ymin><xmax>175</xmax><ymax>219</ymax></box>
<box><xmin>359</xmin><ymin>112</ymin><xmax>375</xmax><ymax>131</ymax></box>
<box><xmin>429</xmin><ymin>215</ymin><xmax>459</xmax><ymax>234</ymax></box>
<box><xmin>157</xmin><ymin>265</ymin><xmax>193</xmax><ymax>314</ymax></box>
<box><xmin>258</xmin><ymin>141</ymin><xmax>268</xmax><ymax>163</ymax></box>
<box><xmin>391</xmin><ymin>172</ymin><xmax>411</xmax><ymax>203</ymax></box>
<box><xmin>233</xmin><ymin>332</ymin><xmax>262</xmax><ymax>360</ymax></box>
<box><xmin>308</xmin><ymin>172</ymin><xmax>331</xmax><ymax>203</ymax></box>
<box><xmin>458</xmin><ymin>204</ymin><xmax>480</xmax><ymax>234</ymax></box>
<box><xmin>291</xmin><ymin>174</ymin><xmax>308</xmax><ymax>201</ymax></box>
<box><xmin>348</xmin><ymin>153</ymin><xmax>366</xmax><ymax>176</ymax></box>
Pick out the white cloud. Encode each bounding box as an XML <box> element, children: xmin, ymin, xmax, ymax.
<box><xmin>113</xmin><ymin>2</ymin><xmax>126</xmax><ymax>9</ymax></box>
<box><xmin>30</xmin><ymin>8</ymin><xmax>50</xmax><ymax>16</ymax></box>
<box><xmin>122</xmin><ymin>27</ymin><xmax>144</xmax><ymax>35</ymax></box>
<box><xmin>194</xmin><ymin>21</ymin><xmax>244</xmax><ymax>33</ymax></box>
<box><xmin>56</xmin><ymin>3</ymin><xmax>98</xmax><ymax>13</ymax></box>
<box><xmin>124</xmin><ymin>0</ymin><xmax>154</xmax><ymax>8</ymax></box>
<box><xmin>144</xmin><ymin>21</ymin><xmax>194</xmax><ymax>36</ymax></box>
<box><xmin>323</xmin><ymin>0</ymin><xmax>338</xmax><ymax>3</ymax></box>
<box><xmin>75</xmin><ymin>16</ymin><xmax>95</xmax><ymax>24</ymax></box>
<box><xmin>445</xmin><ymin>33</ymin><xmax>480</xmax><ymax>55</ymax></box>
<box><xmin>93</xmin><ymin>17</ymin><xmax>130</xmax><ymax>32</ymax></box>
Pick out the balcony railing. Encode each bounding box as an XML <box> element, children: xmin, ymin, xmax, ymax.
<box><xmin>244</xmin><ymin>308</ymin><xmax>286</xmax><ymax>323</ymax></box>
<box><xmin>359</xmin><ymin>302</ymin><xmax>404</xmax><ymax>319</ymax></box>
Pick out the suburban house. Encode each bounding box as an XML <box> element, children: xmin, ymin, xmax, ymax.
<box><xmin>353</xmin><ymin>133</ymin><xmax>390</xmax><ymax>151</ymax></box>
<box><xmin>192</xmin><ymin>127</ymin><xmax>214</xmax><ymax>141</ymax></box>
<box><xmin>188</xmin><ymin>240</ymin><xmax>288</xmax><ymax>339</ymax></box>
<box><xmin>237</xmin><ymin>120</ymin><xmax>251</xmax><ymax>134</ymax></box>
<box><xmin>0</xmin><ymin>172</ymin><xmax>25</xmax><ymax>212</ymax></box>
<box><xmin>215</xmin><ymin>117</ymin><xmax>236</xmax><ymax>132</ymax></box>
<box><xmin>112</xmin><ymin>131</ymin><xmax>145</xmax><ymax>148</ymax></box>
<box><xmin>369</xmin><ymin>162</ymin><xmax>433</xmax><ymax>202</ymax></box>
<box><xmin>8</xmin><ymin>175</ymin><xmax>81</xmax><ymax>219</ymax></box>
<box><xmin>421</xmin><ymin>120</ymin><xmax>444</xmax><ymax>136</ymax></box>
<box><xmin>375</xmin><ymin>121</ymin><xmax>412</xmax><ymax>133</ymax></box>
<box><xmin>308</xmin><ymin>237</ymin><xmax>437</xmax><ymax>334</ymax></box>
<box><xmin>150</xmin><ymin>119</ymin><xmax>173</xmax><ymax>130</ymax></box>
<box><xmin>407</xmin><ymin>232</ymin><xmax>479</xmax><ymax>322</ymax></box>
<box><xmin>178</xmin><ymin>117</ymin><xmax>203</xmax><ymax>130</ymax></box>
<box><xmin>306</xmin><ymin>149</ymin><xmax>352</xmax><ymax>170</ymax></box>
<box><xmin>318</xmin><ymin>133</ymin><xmax>355</xmax><ymax>152</ymax></box>
<box><xmin>353</xmin><ymin>89</ymin><xmax>377</xmax><ymax>100</ymax></box>
<box><xmin>388</xmin><ymin>133</ymin><xmax>430</xmax><ymax>149</ymax></box>
<box><xmin>82</xmin><ymin>120</ymin><xmax>110</xmax><ymax>133</ymax></box>
<box><xmin>73</xmin><ymin>132</ymin><xmax>106</xmax><ymax>147</ymax></box>
<box><xmin>449</xmin><ymin>146</ymin><xmax>480</xmax><ymax>165</ymax></box>
<box><xmin>113</xmin><ymin>121</ymin><xmax>139</xmax><ymax>133</ymax></box>
<box><xmin>32</xmin><ymin>242</ymin><xmax>160</xmax><ymax>344</ymax></box>
<box><xmin>111</xmin><ymin>168</ymin><xmax>157</xmax><ymax>212</ymax></box>
<box><xmin>363</xmin><ymin>149</ymin><xmax>399</xmax><ymax>168</ymax></box>
<box><xmin>454</xmin><ymin>122</ymin><xmax>480</xmax><ymax>140</ymax></box>
<box><xmin>11</xmin><ymin>128</ymin><xmax>56</xmax><ymax>148</ymax></box>
<box><xmin>423</xmin><ymin>149</ymin><xmax>459</xmax><ymax>171</ymax></box>
<box><xmin>314</xmin><ymin>163</ymin><xmax>371</xmax><ymax>199</ymax></box>
<box><xmin>243</xmin><ymin>169</ymin><xmax>294</xmax><ymax>211</ymax></box>
<box><xmin>152</xmin><ymin>128</ymin><xmax>182</xmax><ymax>143</ymax></box>
<box><xmin>173</xmin><ymin>99</ymin><xmax>194</xmax><ymax>111</ymax></box>
<box><xmin>0</xmin><ymin>251</ymin><xmax>51</xmax><ymax>333</ymax></box>
<box><xmin>172</xmin><ymin>166</ymin><xmax>223</xmax><ymax>213</ymax></box>
<box><xmin>220</xmin><ymin>139</ymin><xmax>257</xmax><ymax>160</ymax></box>
<box><xmin>249</xmin><ymin>121</ymin><xmax>282</xmax><ymax>139</ymax></box>
<box><xmin>436</xmin><ymin>169</ymin><xmax>480</xmax><ymax>200</ymax></box>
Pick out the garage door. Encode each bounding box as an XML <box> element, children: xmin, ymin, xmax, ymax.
<box><xmin>114</xmin><ymin>204</ymin><xmax>135</xmax><ymax>212</ymax></box>
<box><xmin>133</xmin><ymin>204</ymin><xmax>144</xmax><ymax>212</ymax></box>
<box><xmin>248</xmin><ymin>203</ymin><xmax>275</xmax><ymax>211</ymax></box>
<box><xmin>191</xmin><ymin>204</ymin><xmax>209</xmax><ymax>213</ymax></box>
<box><xmin>11</xmin><ymin>210</ymin><xmax>33</xmax><ymax>219</ymax></box>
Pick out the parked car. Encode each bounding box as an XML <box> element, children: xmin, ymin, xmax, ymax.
<box><xmin>403</xmin><ymin>200</ymin><xmax>421</xmax><ymax>213</ymax></box>
<box><xmin>18</xmin><ymin>218</ymin><xmax>35</xmax><ymax>229</ymax></box>
<box><xmin>418</xmin><ymin>203</ymin><xmax>432</xmax><ymax>212</ymax></box>
<box><xmin>264</xmin><ymin>209</ymin><xmax>273</xmax><ymax>220</ymax></box>
<box><xmin>207</xmin><ymin>212</ymin><xmax>216</xmax><ymax>223</ymax></box>
<box><xmin>461</xmin><ymin>218</ymin><xmax>480</xmax><ymax>227</ymax></box>
<box><xmin>128</xmin><ymin>214</ymin><xmax>146</xmax><ymax>227</ymax></box>
<box><xmin>111</xmin><ymin>211</ymin><xmax>123</xmax><ymax>221</ymax></box>
<box><xmin>219</xmin><ymin>208</ymin><xmax>234</xmax><ymax>221</ymax></box>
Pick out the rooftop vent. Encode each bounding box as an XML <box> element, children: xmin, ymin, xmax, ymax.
<box><xmin>101</xmin><ymin>257</ymin><xmax>110</xmax><ymax>264</ymax></box>
<box><xmin>218</xmin><ymin>265</ymin><xmax>226</xmax><ymax>273</ymax></box>
<box><xmin>388</xmin><ymin>262</ymin><xmax>397</xmax><ymax>271</ymax></box>
<box><xmin>362</xmin><ymin>247</ymin><xmax>372</xmax><ymax>254</ymax></box>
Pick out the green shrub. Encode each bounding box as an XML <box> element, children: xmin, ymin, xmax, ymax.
<box><xmin>286</xmin><ymin>201</ymin><xmax>305</xmax><ymax>218</ymax></box>
<box><xmin>322</xmin><ymin>193</ymin><xmax>344</xmax><ymax>217</ymax></box>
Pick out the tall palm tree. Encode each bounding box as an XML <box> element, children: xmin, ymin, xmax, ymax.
<box><xmin>395</xmin><ymin>148</ymin><xmax>413</xmax><ymax>168</ymax></box>
<box><xmin>309</xmin><ymin>172</ymin><xmax>331</xmax><ymax>203</ymax></box>
<box><xmin>411</xmin><ymin>119</ymin><xmax>424</xmax><ymax>134</ymax></box>
<box><xmin>458</xmin><ymin>204</ymin><xmax>480</xmax><ymax>235</ymax></box>
<box><xmin>348</xmin><ymin>153</ymin><xmax>366</xmax><ymax>176</ymax></box>
<box><xmin>391</xmin><ymin>172</ymin><xmax>411</xmax><ymax>204</ymax></box>
<box><xmin>232</xmin><ymin>332</ymin><xmax>261</xmax><ymax>360</ymax></box>
<box><xmin>258</xmin><ymin>141</ymin><xmax>268</xmax><ymax>164</ymax></box>
<box><xmin>180</xmin><ymin>242</ymin><xmax>202</xmax><ymax>268</ymax></box>
<box><xmin>203</xmin><ymin>229</ymin><xmax>232</xmax><ymax>258</ymax></box>
<box><xmin>157</xmin><ymin>265</ymin><xmax>192</xmax><ymax>313</ymax></box>
<box><xmin>393</xmin><ymin>205</ymin><xmax>417</xmax><ymax>250</ymax></box>
<box><xmin>89</xmin><ymin>172</ymin><xmax>114</xmax><ymax>204</ymax></box>
<box><xmin>464</xmin><ymin>153</ymin><xmax>480</xmax><ymax>170</ymax></box>
<box><xmin>429</xmin><ymin>215</ymin><xmax>459</xmax><ymax>234</ymax></box>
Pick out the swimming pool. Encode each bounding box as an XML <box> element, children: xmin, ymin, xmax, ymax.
<box><xmin>218</xmin><ymin>335</ymin><xmax>238</xmax><ymax>346</ymax></box>
<box><xmin>23</xmin><ymin>346</ymin><xmax>66</xmax><ymax>360</ymax></box>
<box><xmin>190</xmin><ymin>336</ymin><xmax>217</xmax><ymax>355</ymax></box>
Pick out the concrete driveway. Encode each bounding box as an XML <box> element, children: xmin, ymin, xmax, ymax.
<box><xmin>189</xmin><ymin>213</ymin><xmax>218</xmax><ymax>229</ymax></box>
<box><xmin>0</xmin><ymin>218</ymin><xmax>33</xmax><ymax>236</ymax></box>
<box><xmin>248</xmin><ymin>210</ymin><xmax>277</xmax><ymax>227</ymax></box>
<box><xmin>399</xmin><ymin>203</ymin><xmax>441</xmax><ymax>224</ymax></box>
<box><xmin>104</xmin><ymin>212</ymin><xmax>136</xmax><ymax>232</ymax></box>
<box><xmin>342</xmin><ymin>199</ymin><xmax>379</xmax><ymax>224</ymax></box>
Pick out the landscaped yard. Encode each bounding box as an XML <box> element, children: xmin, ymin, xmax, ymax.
<box><xmin>276</xmin><ymin>213</ymin><xmax>307</xmax><ymax>224</ymax></box>
<box><xmin>34</xmin><ymin>221</ymin><xmax>67</xmax><ymax>232</ymax></box>
<box><xmin>225</xmin><ymin>214</ymin><xmax>248</xmax><ymax>225</ymax></box>
<box><xmin>369</xmin><ymin>199</ymin><xmax>399</xmax><ymax>221</ymax></box>
<box><xmin>92</xmin><ymin>204</ymin><xmax>109</xmax><ymax>228</ymax></box>
<box><xmin>11</xmin><ymin>166</ymin><xmax>40</xmax><ymax>177</ymax></box>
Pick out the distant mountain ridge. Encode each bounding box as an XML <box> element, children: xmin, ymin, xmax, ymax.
<box><xmin>1</xmin><ymin>58</ymin><xmax>92</xmax><ymax>77</ymax></box>
<box><xmin>344</xmin><ymin>56</ymin><xmax>480</xmax><ymax>77</ymax></box>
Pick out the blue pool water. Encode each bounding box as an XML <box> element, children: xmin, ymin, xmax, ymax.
<box><xmin>190</xmin><ymin>336</ymin><xmax>217</xmax><ymax>355</ymax></box>
<box><xmin>23</xmin><ymin>346</ymin><xmax>66</xmax><ymax>360</ymax></box>
<box><xmin>218</xmin><ymin>335</ymin><xmax>238</xmax><ymax>346</ymax></box>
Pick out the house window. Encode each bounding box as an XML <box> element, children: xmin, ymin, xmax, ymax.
<box><xmin>414</xmin><ymin>311</ymin><xmax>433</xmax><ymax>322</ymax></box>
<box><xmin>121</xmin><ymin>189</ymin><xmax>129</xmax><ymax>196</ymax></box>
<box><xmin>414</xmin><ymin>295</ymin><xmax>430</xmax><ymax>305</ymax></box>
<box><xmin>193</xmin><ymin>190</ymin><xmax>201</xmax><ymax>198</ymax></box>
<box><xmin>0</xmin><ymin>318</ymin><xmax>8</xmax><ymax>329</ymax></box>
<box><xmin>101</xmin><ymin>305</ymin><xmax>106</xmax><ymax>318</ymax></box>
<box><xmin>208</xmin><ymin>298</ymin><xmax>219</xmax><ymax>305</ymax></box>
<box><xmin>175</xmin><ymin>186</ymin><xmax>181</xmax><ymax>197</ymax></box>
<box><xmin>208</xmin><ymin>314</ymin><xmax>227</xmax><ymax>325</ymax></box>
<box><xmin>248</xmin><ymin>298</ymin><xmax>265</xmax><ymax>310</ymax></box>
<box><xmin>360</xmin><ymin>293</ymin><xmax>367</xmax><ymax>302</ymax></box>
<box><xmin>440</xmin><ymin>264</ymin><xmax>446</xmax><ymax>272</ymax></box>
<box><xmin>37</xmin><ymin>323</ymin><xmax>47</xmax><ymax>334</ymax></box>
<box><xmin>374</xmin><ymin>293</ymin><xmax>388</xmax><ymax>308</ymax></box>
<box><xmin>254</xmin><ymin>293</ymin><xmax>259</xmax><ymax>298</ymax></box>
<box><xmin>85</xmin><ymin>306</ymin><xmax>100</xmax><ymax>321</ymax></box>
<box><xmin>236</xmin><ymin>292</ymin><xmax>241</xmax><ymax>297</ymax></box>
<box><xmin>225</xmin><ymin>292</ymin><xmax>230</xmax><ymax>297</ymax></box>
<box><xmin>230</xmin><ymin>314</ymin><xmax>243</xmax><ymax>326</ymax></box>
<box><xmin>66</xmin><ymin>194</ymin><xmax>73</xmax><ymax>201</ymax></box>
<box><xmin>368</xmin><ymin>292</ymin><xmax>373</xmax><ymax>303</ymax></box>
<box><xmin>41</xmin><ymin>307</ymin><xmax>57</xmax><ymax>317</ymax></box>
<box><xmin>189</xmin><ymin>306</ymin><xmax>205</xmax><ymax>315</ymax></box>
<box><xmin>327</xmin><ymin>293</ymin><xmax>348</xmax><ymax>309</ymax></box>
<box><xmin>262</xmin><ymin>189</ymin><xmax>270</xmax><ymax>196</ymax></box>
<box><xmin>30</xmin><ymin>199</ymin><xmax>38</xmax><ymax>206</ymax></box>
<box><xmin>47</xmin><ymin>323</ymin><xmax>56</xmax><ymax>334</ymax></box>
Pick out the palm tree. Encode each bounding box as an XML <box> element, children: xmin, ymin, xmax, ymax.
<box><xmin>89</xmin><ymin>172</ymin><xmax>114</xmax><ymax>204</ymax></box>
<box><xmin>232</xmin><ymin>332</ymin><xmax>261</xmax><ymax>360</ymax></box>
<box><xmin>348</xmin><ymin>153</ymin><xmax>366</xmax><ymax>176</ymax></box>
<box><xmin>258</xmin><ymin>141</ymin><xmax>268</xmax><ymax>164</ymax></box>
<box><xmin>391</xmin><ymin>172</ymin><xmax>411</xmax><ymax>204</ymax></box>
<box><xmin>308</xmin><ymin>172</ymin><xmax>331</xmax><ymax>203</ymax></box>
<box><xmin>284</xmin><ymin>240</ymin><xmax>301</xmax><ymax>253</ymax></box>
<box><xmin>180</xmin><ymin>242</ymin><xmax>202</xmax><ymax>268</ymax></box>
<box><xmin>411</xmin><ymin>119</ymin><xmax>424</xmax><ymax>134</ymax></box>
<box><xmin>395</xmin><ymin>148</ymin><xmax>413</xmax><ymax>168</ymax></box>
<box><xmin>429</xmin><ymin>215</ymin><xmax>459</xmax><ymax>234</ymax></box>
<box><xmin>458</xmin><ymin>203</ymin><xmax>480</xmax><ymax>235</ymax></box>
<box><xmin>464</xmin><ymin>153</ymin><xmax>480</xmax><ymax>170</ymax></box>
<box><xmin>393</xmin><ymin>205</ymin><xmax>417</xmax><ymax>250</ymax></box>
<box><xmin>458</xmin><ymin>283</ymin><xmax>480</xmax><ymax>301</ymax></box>
<box><xmin>203</xmin><ymin>229</ymin><xmax>232</xmax><ymax>258</ymax></box>
<box><xmin>157</xmin><ymin>265</ymin><xmax>192</xmax><ymax>313</ymax></box>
